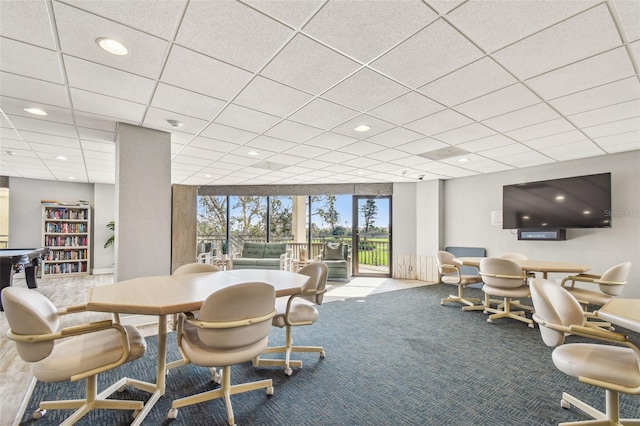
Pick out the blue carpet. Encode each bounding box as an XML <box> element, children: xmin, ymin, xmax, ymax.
<box><xmin>20</xmin><ymin>284</ymin><xmax>640</xmax><ymax>425</ymax></box>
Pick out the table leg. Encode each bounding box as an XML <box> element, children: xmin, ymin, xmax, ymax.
<box><xmin>129</xmin><ymin>314</ymin><xmax>167</xmax><ymax>425</ymax></box>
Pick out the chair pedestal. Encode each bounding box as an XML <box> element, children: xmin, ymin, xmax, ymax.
<box><xmin>560</xmin><ymin>390</ymin><xmax>640</xmax><ymax>426</ymax></box>
<box><xmin>483</xmin><ymin>296</ymin><xmax>534</xmax><ymax>328</ymax></box>
<box><xmin>253</xmin><ymin>326</ymin><xmax>325</xmax><ymax>376</ymax></box>
<box><xmin>36</xmin><ymin>376</ymin><xmax>144</xmax><ymax>426</ymax></box>
<box><xmin>440</xmin><ymin>285</ymin><xmax>481</xmax><ymax>309</ymax></box>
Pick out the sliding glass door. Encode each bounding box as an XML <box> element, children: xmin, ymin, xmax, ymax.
<box><xmin>353</xmin><ymin>196</ymin><xmax>391</xmax><ymax>277</ymax></box>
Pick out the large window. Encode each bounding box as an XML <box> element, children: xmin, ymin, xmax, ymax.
<box><xmin>269</xmin><ymin>196</ymin><xmax>293</xmax><ymax>243</ymax></box>
<box><xmin>196</xmin><ymin>195</ymin><xmax>226</xmax><ymax>255</ymax></box>
<box><xmin>229</xmin><ymin>196</ymin><xmax>267</xmax><ymax>254</ymax></box>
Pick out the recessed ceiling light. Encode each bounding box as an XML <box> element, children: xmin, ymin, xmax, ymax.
<box><xmin>204</xmin><ymin>174</ymin><xmax>212</xmax><ymax>178</ymax></box>
<box><xmin>458</xmin><ymin>157</ymin><xmax>470</xmax><ymax>162</ymax></box>
<box><xmin>55</xmin><ymin>155</ymin><xmax>67</xmax><ymax>161</ymax></box>
<box><xmin>96</xmin><ymin>37</ymin><xmax>128</xmax><ymax>55</ymax></box>
<box><xmin>583</xmin><ymin>210</ymin><xmax>591</xmax><ymax>215</ymax></box>
<box><xmin>24</xmin><ymin>107</ymin><xmax>47</xmax><ymax>116</ymax></box>
<box><xmin>354</xmin><ymin>124</ymin><xmax>371</xmax><ymax>132</ymax></box>
<box><xmin>67</xmin><ymin>176</ymin><xmax>76</xmax><ymax>180</ymax></box>
<box><xmin>555</xmin><ymin>195</ymin><xmax>565</xmax><ymax>201</ymax></box>
<box><xmin>248</xmin><ymin>151</ymin><xmax>258</xmax><ymax>156</ymax></box>
<box><xmin>167</xmin><ymin>119</ymin><xmax>183</xmax><ymax>129</ymax></box>
<box><xmin>522</xmin><ymin>215</ymin><xmax>530</xmax><ymax>220</ymax></box>
<box><xmin>357</xmin><ymin>170</ymin><xmax>365</xmax><ymax>175</ymax></box>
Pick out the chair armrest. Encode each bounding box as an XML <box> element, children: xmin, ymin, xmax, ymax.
<box><xmin>479</xmin><ymin>272</ymin><xmax>528</xmax><ymax>280</ymax></box>
<box><xmin>592</xmin><ymin>278</ymin><xmax>627</xmax><ymax>286</ymax></box>
<box><xmin>57</xmin><ymin>304</ymin><xmax>87</xmax><ymax>315</ymax></box>
<box><xmin>282</xmin><ymin>291</ymin><xmax>327</xmax><ymax>326</ymax></box>
<box><xmin>187</xmin><ymin>309</ymin><xmax>276</xmax><ymax>329</ymax></box>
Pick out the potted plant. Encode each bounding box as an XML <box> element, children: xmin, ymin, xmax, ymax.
<box><xmin>104</xmin><ymin>221</ymin><xmax>115</xmax><ymax>248</ymax></box>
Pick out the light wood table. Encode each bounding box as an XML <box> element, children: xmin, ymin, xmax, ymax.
<box><xmin>598</xmin><ymin>299</ymin><xmax>640</xmax><ymax>333</ymax></box>
<box><xmin>454</xmin><ymin>257</ymin><xmax>591</xmax><ymax>279</ymax></box>
<box><xmin>87</xmin><ymin>269</ymin><xmax>309</xmax><ymax>425</ymax></box>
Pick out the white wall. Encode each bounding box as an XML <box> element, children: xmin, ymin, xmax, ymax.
<box><xmin>442</xmin><ymin>151</ymin><xmax>640</xmax><ymax>297</ymax></box>
<box><xmin>93</xmin><ymin>183</ymin><xmax>115</xmax><ymax>273</ymax></box>
<box><xmin>391</xmin><ymin>183</ymin><xmax>417</xmax><ymax>255</ymax></box>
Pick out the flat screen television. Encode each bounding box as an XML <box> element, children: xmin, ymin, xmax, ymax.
<box><xmin>502</xmin><ymin>173</ymin><xmax>611</xmax><ymax>230</ymax></box>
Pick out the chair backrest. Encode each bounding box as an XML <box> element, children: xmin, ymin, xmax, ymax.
<box><xmin>436</xmin><ymin>250</ymin><xmax>457</xmax><ymax>275</ymax></box>
<box><xmin>598</xmin><ymin>261</ymin><xmax>631</xmax><ymax>296</ymax></box>
<box><xmin>174</xmin><ymin>263</ymin><xmax>221</xmax><ymax>275</ymax></box>
<box><xmin>298</xmin><ymin>262</ymin><xmax>328</xmax><ymax>305</ymax></box>
<box><xmin>322</xmin><ymin>242</ymin><xmax>346</xmax><ymax>261</ymax></box>
<box><xmin>196</xmin><ymin>282</ymin><xmax>275</xmax><ymax>349</ymax></box>
<box><xmin>498</xmin><ymin>252</ymin><xmax>528</xmax><ymax>260</ymax></box>
<box><xmin>529</xmin><ymin>278</ymin><xmax>586</xmax><ymax>347</ymax></box>
<box><xmin>2</xmin><ymin>287</ymin><xmax>60</xmax><ymax>362</ymax></box>
<box><xmin>479</xmin><ymin>257</ymin><xmax>525</xmax><ymax>288</ymax></box>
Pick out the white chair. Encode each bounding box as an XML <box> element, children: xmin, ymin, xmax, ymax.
<box><xmin>479</xmin><ymin>257</ymin><xmax>534</xmax><ymax>328</ymax></box>
<box><xmin>168</xmin><ymin>282</ymin><xmax>276</xmax><ymax>425</ymax></box>
<box><xmin>561</xmin><ymin>261</ymin><xmax>631</xmax><ymax>311</ymax></box>
<box><xmin>529</xmin><ymin>278</ymin><xmax>640</xmax><ymax>425</ymax></box>
<box><xmin>171</xmin><ymin>262</ymin><xmax>221</xmax><ymax>330</ymax></box>
<box><xmin>2</xmin><ymin>287</ymin><xmax>147</xmax><ymax>425</ymax></box>
<box><xmin>437</xmin><ymin>250</ymin><xmax>484</xmax><ymax>311</ymax></box>
<box><xmin>253</xmin><ymin>262</ymin><xmax>328</xmax><ymax>376</ymax></box>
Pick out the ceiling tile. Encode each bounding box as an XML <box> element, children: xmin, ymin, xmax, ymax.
<box><xmin>425</xmin><ymin>0</ymin><xmax>466</xmax><ymax>14</ymax></box>
<box><xmin>81</xmin><ymin>140</ymin><xmax>114</xmax><ymax>153</ymax></box>
<box><xmin>315</xmin><ymin>150</ymin><xmax>357</xmax><ymax>164</ymax></box>
<box><xmin>405</xmin><ymin>109</ymin><xmax>473</xmax><ymax>136</ymax></box>
<box><xmin>457</xmin><ymin>134</ymin><xmax>515</xmax><ymax>152</ymax></box>
<box><xmin>341</xmin><ymin>156</ymin><xmax>382</xmax><ymax>168</ymax></box>
<box><xmin>215</xmin><ymin>104</ymin><xmax>281</xmax><ymax>134</ymax></box>
<box><xmin>419</xmin><ymin>57</ymin><xmax>517</xmax><ymax>107</ymax></box>
<box><xmin>331</xmin><ymin>114</ymin><xmax>395</xmax><ymax>138</ymax></box>
<box><xmin>506</xmin><ymin>118</ymin><xmax>577</xmax><ymax>142</ymax></box>
<box><xmin>13</xmin><ymin>130</ymin><xmax>78</xmax><ymax>146</ymax></box>
<box><xmin>282</xmin><ymin>144</ymin><xmax>330</xmax><ymax>159</ymax></box>
<box><xmin>52</xmin><ymin>1</ymin><xmax>168</xmax><ymax>78</ymax></box>
<box><xmin>433</xmin><ymin>123</ymin><xmax>496</xmax><ymax>145</ymax></box>
<box><xmin>0</xmin><ymin>72</ymin><xmax>69</xmax><ymax>109</ymax></box>
<box><xmin>151</xmin><ymin>83</ymin><xmax>226</xmax><ymax>121</ymax></box>
<box><xmin>243</xmin><ymin>0</ymin><xmax>323</xmax><ymax>29</ymax></box>
<box><xmin>200</xmin><ymin>122</ymin><xmax>257</xmax><ymax>145</ymax></box>
<box><xmin>483</xmin><ymin>103</ymin><xmax>561</xmax><ymax>133</ymax></box>
<box><xmin>366</xmin><ymin>127</ymin><xmax>424</xmax><ymax>147</ymax></box>
<box><xmin>491</xmin><ymin>150</ymin><xmax>555</xmax><ymax>168</ymax></box>
<box><xmin>447</xmin><ymin>0</ymin><xmax>600</xmax><ymax>52</ymax></box>
<box><xmin>63</xmin><ymin>0</ymin><xmax>188</xmax><ymax>40</ymax></box>
<box><xmin>288</xmin><ymin>98</ymin><xmax>359</xmax><ymax>130</ymax></box>
<box><xmin>568</xmin><ymin>99</ymin><xmax>640</xmax><ymax>128</ymax></box>
<box><xmin>303</xmin><ymin>0</ymin><xmax>437</xmax><ymax>63</ymax></box>
<box><xmin>77</xmin><ymin>127</ymin><xmax>114</xmax><ymax>144</ymax></box>
<box><xmin>338</xmin><ymin>140</ymin><xmax>386</xmax><ymax>156</ymax></box>
<box><xmin>371</xmin><ymin>19</ymin><xmax>484</xmax><ymax>87</ymax></box>
<box><xmin>304</xmin><ymin>132</ymin><xmax>357</xmax><ymax>150</ymax></box>
<box><xmin>162</xmin><ymin>45</ymin><xmax>253</xmax><ymax>101</ymax></box>
<box><xmin>322</xmin><ymin>68</ymin><xmax>408</xmax><ymax>112</ymax></box>
<box><xmin>613</xmin><ymin>0</ymin><xmax>640</xmax><ymax>42</ymax></box>
<box><xmin>365</xmin><ymin>148</ymin><xmax>410</xmax><ymax>162</ymax></box>
<box><xmin>189</xmin><ymin>135</ymin><xmax>241</xmax><ymax>154</ymax></box>
<box><xmin>526</xmin><ymin>47</ymin><xmax>635</xmax><ymax>99</ymax></box>
<box><xmin>143</xmin><ymin>107</ymin><xmax>208</xmax><ymax>135</ymax></box>
<box><xmin>454</xmin><ymin>84</ymin><xmax>541</xmax><ymax>121</ymax></box>
<box><xmin>549</xmin><ymin>77</ymin><xmax>640</xmax><ymax>115</ymax></box>
<box><xmin>368</xmin><ymin>91</ymin><xmax>444</xmax><ymax>125</ymax></box>
<box><xmin>261</xmin><ymin>34</ymin><xmax>360</xmax><ymax>95</ymax></box>
<box><xmin>478</xmin><ymin>142</ymin><xmax>533</xmax><ymax>159</ymax></box>
<box><xmin>390</xmin><ymin>155</ymin><xmax>431</xmax><ymax>167</ymax></box>
<box><xmin>539</xmin><ymin>140</ymin><xmax>605</xmax><ymax>161</ymax></box>
<box><xmin>176</xmin><ymin>1</ymin><xmax>293</xmax><ymax>72</ymax></box>
<box><xmin>0</xmin><ymin>38</ymin><xmax>64</xmax><ymax>84</ymax></box>
<box><xmin>264</xmin><ymin>120</ymin><xmax>324</xmax><ymax>143</ymax></box>
<box><xmin>244</xmin><ymin>135</ymin><xmax>296</xmax><ymax>153</ymax></box>
<box><xmin>594</xmin><ymin>130</ymin><xmax>640</xmax><ymax>149</ymax></box>
<box><xmin>0</xmin><ymin>0</ymin><xmax>55</xmax><ymax>49</ymax></box>
<box><xmin>1</xmin><ymin>96</ymin><xmax>73</xmax><ymax>125</ymax></box>
<box><xmin>493</xmin><ymin>5</ymin><xmax>621</xmax><ymax>80</ymax></box>
<box><xmin>396</xmin><ymin>138</ymin><xmax>449</xmax><ymax>155</ymax></box>
<box><xmin>233</xmin><ymin>76</ymin><xmax>313</xmax><ymax>118</ymax></box>
<box><xmin>65</xmin><ymin>56</ymin><xmax>156</xmax><ymax>104</ymax></box>
<box><xmin>7</xmin><ymin>115</ymin><xmax>77</xmax><ymax>139</ymax></box>
<box><xmin>524</xmin><ymin>130</ymin><xmax>588</xmax><ymax>150</ymax></box>
<box><xmin>582</xmin><ymin>117</ymin><xmax>640</xmax><ymax>139</ymax></box>
<box><xmin>70</xmin><ymin>88</ymin><xmax>146</xmax><ymax>123</ymax></box>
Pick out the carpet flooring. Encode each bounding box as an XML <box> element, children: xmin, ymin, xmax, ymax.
<box><xmin>19</xmin><ymin>284</ymin><xmax>640</xmax><ymax>425</ymax></box>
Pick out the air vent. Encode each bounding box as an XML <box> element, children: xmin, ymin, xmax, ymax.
<box><xmin>252</xmin><ymin>161</ymin><xmax>288</xmax><ymax>171</ymax></box>
<box><xmin>418</xmin><ymin>146</ymin><xmax>470</xmax><ymax>161</ymax></box>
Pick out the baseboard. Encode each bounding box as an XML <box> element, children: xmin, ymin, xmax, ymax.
<box><xmin>92</xmin><ymin>268</ymin><xmax>114</xmax><ymax>275</ymax></box>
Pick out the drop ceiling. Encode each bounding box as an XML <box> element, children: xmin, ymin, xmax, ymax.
<box><xmin>0</xmin><ymin>0</ymin><xmax>638</xmax><ymax>186</ymax></box>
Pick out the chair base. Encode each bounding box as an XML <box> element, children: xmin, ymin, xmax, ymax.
<box><xmin>440</xmin><ymin>284</ymin><xmax>481</xmax><ymax>309</ymax></box>
<box><xmin>36</xmin><ymin>376</ymin><xmax>144</xmax><ymax>426</ymax></box>
<box><xmin>253</xmin><ymin>327</ymin><xmax>324</xmax><ymax>375</ymax></box>
<box><xmin>169</xmin><ymin>365</ymin><xmax>273</xmax><ymax>426</ymax></box>
<box><xmin>559</xmin><ymin>391</ymin><xmax>640</xmax><ymax>426</ymax></box>
<box><xmin>483</xmin><ymin>296</ymin><xmax>534</xmax><ymax>328</ymax></box>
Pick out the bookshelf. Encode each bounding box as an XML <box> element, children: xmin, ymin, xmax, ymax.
<box><xmin>41</xmin><ymin>203</ymin><xmax>91</xmax><ymax>277</ymax></box>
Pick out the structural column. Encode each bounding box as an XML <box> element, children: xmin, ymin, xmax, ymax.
<box><xmin>115</xmin><ymin>123</ymin><xmax>172</xmax><ymax>282</ymax></box>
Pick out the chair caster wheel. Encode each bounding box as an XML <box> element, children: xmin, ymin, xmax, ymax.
<box><xmin>33</xmin><ymin>409</ymin><xmax>46</xmax><ymax>419</ymax></box>
<box><xmin>561</xmin><ymin>399</ymin><xmax>571</xmax><ymax>409</ymax></box>
<box><xmin>284</xmin><ymin>367</ymin><xmax>293</xmax><ymax>376</ymax></box>
<box><xmin>528</xmin><ymin>323</ymin><xmax>535</xmax><ymax>329</ymax></box>
<box><xmin>212</xmin><ymin>368</ymin><xmax>221</xmax><ymax>384</ymax></box>
<box><xmin>266</xmin><ymin>386</ymin><xmax>274</xmax><ymax>396</ymax></box>
<box><xmin>168</xmin><ymin>408</ymin><xmax>178</xmax><ymax>419</ymax></box>
<box><xmin>319</xmin><ymin>350</ymin><xmax>325</xmax><ymax>359</ymax></box>
<box><xmin>487</xmin><ymin>318</ymin><xmax>493</xmax><ymax>323</ymax></box>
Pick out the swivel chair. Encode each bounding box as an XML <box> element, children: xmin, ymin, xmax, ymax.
<box><xmin>168</xmin><ymin>282</ymin><xmax>276</xmax><ymax>425</ymax></box>
<box><xmin>2</xmin><ymin>287</ymin><xmax>147</xmax><ymax>425</ymax></box>
<box><xmin>561</xmin><ymin>261</ymin><xmax>631</xmax><ymax>311</ymax></box>
<box><xmin>530</xmin><ymin>278</ymin><xmax>640</xmax><ymax>425</ymax></box>
<box><xmin>437</xmin><ymin>250</ymin><xmax>484</xmax><ymax>311</ymax></box>
<box><xmin>479</xmin><ymin>257</ymin><xmax>534</xmax><ymax>327</ymax></box>
<box><xmin>253</xmin><ymin>262</ymin><xmax>328</xmax><ymax>375</ymax></box>
<box><xmin>171</xmin><ymin>262</ymin><xmax>221</xmax><ymax>330</ymax></box>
